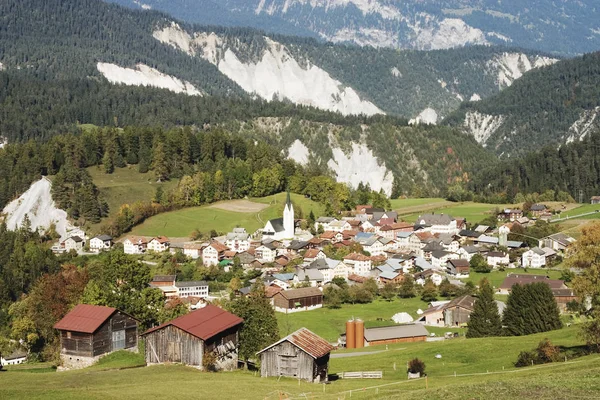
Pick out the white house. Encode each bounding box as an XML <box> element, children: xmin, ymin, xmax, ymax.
<box><xmin>457</xmin><ymin>245</ymin><xmax>481</xmax><ymax>262</ymax></box>
<box><xmin>62</xmin><ymin>236</ymin><xmax>84</xmax><ymax>252</ymax></box>
<box><xmin>414</xmin><ymin>270</ymin><xmax>444</xmax><ymax>286</ymax></box>
<box><xmin>147</xmin><ymin>236</ymin><xmax>170</xmax><ymax>253</ymax></box>
<box><xmin>1</xmin><ymin>350</ymin><xmax>27</xmax><ymax>366</ymax></box>
<box><xmin>303</xmin><ymin>248</ymin><xmax>326</xmax><ymax>262</ymax></box>
<box><xmin>487</xmin><ymin>251</ymin><xmax>510</xmax><ymax>268</ymax></box>
<box><xmin>343</xmin><ymin>253</ymin><xmax>372</xmax><ymax>276</ymax></box>
<box><xmin>355</xmin><ymin>233</ymin><xmax>386</xmax><ymax>256</ymax></box>
<box><xmin>123</xmin><ymin>236</ymin><xmax>148</xmax><ymax>255</ymax></box>
<box><xmin>202</xmin><ymin>241</ymin><xmax>228</xmax><ymax>266</ymax></box>
<box><xmin>183</xmin><ymin>243</ymin><xmax>203</xmax><ymax>259</ymax></box>
<box><xmin>328</xmin><ymin>220</ymin><xmax>351</xmax><ymax>232</ymax></box>
<box><xmin>175</xmin><ymin>281</ymin><xmax>209</xmax><ymax>299</ymax></box>
<box><xmin>255</xmin><ymin>243</ymin><xmax>277</xmax><ymax>263</ymax></box>
<box><xmin>225</xmin><ymin>228</ymin><xmax>250</xmax><ymax>252</ymax></box>
<box><xmin>309</xmin><ymin>258</ymin><xmax>350</xmax><ymax>282</ymax></box>
<box><xmin>396</xmin><ymin>232</ymin><xmax>422</xmax><ymax>254</ymax></box>
<box><xmin>263</xmin><ymin>191</ymin><xmax>295</xmax><ymax>240</ymax></box>
<box><xmin>314</xmin><ymin>217</ymin><xmax>337</xmax><ymax>232</ymax></box>
<box><xmin>293</xmin><ymin>268</ymin><xmax>324</xmax><ymax>287</ymax></box>
<box><xmin>89</xmin><ymin>235</ymin><xmax>112</xmax><ymax>253</ymax></box>
<box><xmin>522</xmin><ymin>247</ymin><xmax>547</xmax><ymax>268</ymax></box>
<box><xmin>415</xmin><ymin>213</ymin><xmax>459</xmax><ymax>235</ymax></box>
<box><xmin>431</xmin><ymin>251</ymin><xmax>459</xmax><ymax>269</ymax></box>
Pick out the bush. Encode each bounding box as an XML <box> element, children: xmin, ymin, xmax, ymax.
<box><xmin>202</xmin><ymin>351</ymin><xmax>218</xmax><ymax>372</ymax></box>
<box><xmin>536</xmin><ymin>339</ymin><xmax>560</xmax><ymax>363</ymax></box>
<box><xmin>514</xmin><ymin>351</ymin><xmax>537</xmax><ymax>367</ymax></box>
<box><xmin>407</xmin><ymin>358</ymin><xmax>426</xmax><ymax>375</ymax></box>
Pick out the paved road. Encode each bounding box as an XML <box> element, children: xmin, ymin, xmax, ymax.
<box><xmin>552</xmin><ymin>210</ymin><xmax>599</xmax><ymax>222</ymax></box>
<box><xmin>331</xmin><ymin>350</ymin><xmax>388</xmax><ymax>359</ymax></box>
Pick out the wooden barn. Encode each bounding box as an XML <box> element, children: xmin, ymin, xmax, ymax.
<box><xmin>257</xmin><ymin>328</ymin><xmax>333</xmax><ymax>382</ymax></box>
<box><xmin>272</xmin><ymin>287</ymin><xmax>323</xmax><ymax>313</ymax></box>
<box><xmin>142</xmin><ymin>305</ymin><xmax>243</xmax><ymax>370</ymax></box>
<box><xmin>53</xmin><ymin>304</ymin><xmax>139</xmax><ymax>369</ymax></box>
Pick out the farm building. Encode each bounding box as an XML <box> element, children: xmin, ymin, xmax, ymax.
<box><xmin>142</xmin><ymin>305</ymin><xmax>243</xmax><ymax>370</ymax></box>
<box><xmin>54</xmin><ymin>304</ymin><xmax>139</xmax><ymax>369</ymax></box>
<box><xmin>272</xmin><ymin>287</ymin><xmax>323</xmax><ymax>313</ymax></box>
<box><xmin>363</xmin><ymin>324</ymin><xmax>429</xmax><ymax>346</ymax></box>
<box><xmin>257</xmin><ymin>328</ymin><xmax>333</xmax><ymax>382</ymax></box>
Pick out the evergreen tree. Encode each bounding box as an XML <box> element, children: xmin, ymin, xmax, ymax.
<box><xmin>466</xmin><ymin>278</ymin><xmax>502</xmax><ymax>338</ymax></box>
<box><xmin>398</xmin><ymin>275</ymin><xmax>416</xmax><ymax>298</ymax></box>
<box><xmin>503</xmin><ymin>283</ymin><xmax>562</xmax><ymax>336</ymax></box>
<box><xmin>152</xmin><ymin>141</ymin><xmax>169</xmax><ymax>182</ymax></box>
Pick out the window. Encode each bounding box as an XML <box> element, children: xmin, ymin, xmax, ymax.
<box><xmin>112</xmin><ymin>330</ymin><xmax>126</xmax><ymax>350</ymax></box>
<box><xmin>67</xmin><ymin>331</ymin><xmax>72</xmax><ymax>339</ymax></box>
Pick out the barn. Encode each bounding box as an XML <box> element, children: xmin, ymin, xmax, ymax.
<box><xmin>142</xmin><ymin>305</ymin><xmax>243</xmax><ymax>370</ymax></box>
<box><xmin>257</xmin><ymin>328</ymin><xmax>333</xmax><ymax>382</ymax></box>
<box><xmin>53</xmin><ymin>304</ymin><xmax>139</xmax><ymax>369</ymax></box>
<box><xmin>272</xmin><ymin>287</ymin><xmax>323</xmax><ymax>313</ymax></box>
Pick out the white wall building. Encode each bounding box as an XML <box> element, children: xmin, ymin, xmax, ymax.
<box><xmin>175</xmin><ymin>281</ymin><xmax>209</xmax><ymax>299</ymax></box>
<box><xmin>522</xmin><ymin>247</ymin><xmax>547</xmax><ymax>268</ymax></box>
<box><xmin>123</xmin><ymin>236</ymin><xmax>147</xmax><ymax>255</ymax></box>
<box><xmin>415</xmin><ymin>213</ymin><xmax>459</xmax><ymax>235</ymax></box>
<box><xmin>147</xmin><ymin>236</ymin><xmax>170</xmax><ymax>252</ymax></box>
<box><xmin>89</xmin><ymin>235</ymin><xmax>112</xmax><ymax>253</ymax></box>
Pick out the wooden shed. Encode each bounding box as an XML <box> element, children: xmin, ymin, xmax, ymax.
<box><xmin>53</xmin><ymin>304</ymin><xmax>138</xmax><ymax>369</ymax></box>
<box><xmin>257</xmin><ymin>328</ymin><xmax>333</xmax><ymax>382</ymax></box>
<box><xmin>272</xmin><ymin>287</ymin><xmax>323</xmax><ymax>313</ymax></box>
<box><xmin>142</xmin><ymin>305</ymin><xmax>243</xmax><ymax>370</ymax></box>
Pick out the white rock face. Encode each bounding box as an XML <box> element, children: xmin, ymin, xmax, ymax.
<box><xmin>2</xmin><ymin>178</ymin><xmax>73</xmax><ymax>239</ymax></box>
<box><xmin>97</xmin><ymin>62</ymin><xmax>202</xmax><ymax>96</ymax></box>
<box><xmin>412</xmin><ymin>18</ymin><xmax>488</xmax><ymax>50</ymax></box>
<box><xmin>463</xmin><ymin>111</ymin><xmax>504</xmax><ymax>145</ymax></box>
<box><xmin>566</xmin><ymin>107</ymin><xmax>600</xmax><ymax>144</ymax></box>
<box><xmin>329</xmin><ymin>27</ymin><xmax>400</xmax><ymax>48</ymax></box>
<box><xmin>153</xmin><ymin>24</ymin><xmax>382</xmax><ymax>116</ymax></box>
<box><xmin>486</xmin><ymin>32</ymin><xmax>512</xmax><ymax>42</ymax></box>
<box><xmin>489</xmin><ymin>53</ymin><xmax>558</xmax><ymax>87</ymax></box>
<box><xmin>390</xmin><ymin>67</ymin><xmax>402</xmax><ymax>77</ymax></box>
<box><xmin>470</xmin><ymin>93</ymin><xmax>481</xmax><ymax>101</ymax></box>
<box><xmin>258</xmin><ymin>0</ymin><xmax>402</xmax><ymax>20</ymax></box>
<box><xmin>0</xmin><ymin>136</ymin><xmax>6</xmax><ymax>149</ymax></box>
<box><xmin>0</xmin><ymin>62</ymin><xmax>4</xmax><ymax>71</ymax></box>
<box><xmin>287</xmin><ymin>139</ymin><xmax>309</xmax><ymax>165</ymax></box>
<box><xmin>409</xmin><ymin>108</ymin><xmax>438</xmax><ymax>125</ymax></box>
<box><xmin>327</xmin><ymin>143</ymin><xmax>393</xmax><ymax>196</ymax></box>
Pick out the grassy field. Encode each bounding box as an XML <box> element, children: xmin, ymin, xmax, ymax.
<box><xmin>130</xmin><ymin>192</ymin><xmax>325</xmax><ymax>238</ymax></box>
<box><xmin>398</xmin><ymin>202</ymin><xmax>513</xmax><ymax>224</ymax></box>
<box><xmin>277</xmin><ymin>297</ymin><xmax>430</xmax><ymax>342</ymax></box>
<box><xmin>2</xmin><ymin>326</ymin><xmax>599</xmax><ymax>399</ymax></box>
<box><xmin>459</xmin><ymin>269</ymin><xmax>564</xmax><ymax>289</ymax></box>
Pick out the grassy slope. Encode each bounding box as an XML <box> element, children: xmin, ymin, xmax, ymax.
<box><xmin>2</xmin><ymin>327</ymin><xmax>598</xmax><ymax>399</ymax></box>
<box><xmin>130</xmin><ymin>192</ymin><xmax>325</xmax><ymax>238</ymax></box>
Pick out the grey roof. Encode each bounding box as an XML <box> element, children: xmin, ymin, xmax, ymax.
<box><xmin>175</xmin><ymin>281</ymin><xmax>208</xmax><ymax>288</ymax></box>
<box><xmin>507</xmin><ymin>240</ymin><xmax>524</xmax><ymax>248</ymax></box>
<box><xmin>379</xmin><ymin>270</ymin><xmax>401</xmax><ymax>280</ymax></box>
<box><xmin>296</xmin><ymin>268</ymin><xmax>324</xmax><ymax>281</ymax></box>
<box><xmin>530</xmin><ymin>247</ymin><xmax>546</xmax><ymax>256</ymax></box>
<box><xmin>431</xmin><ymin>250</ymin><xmax>451</xmax><ymax>259</ymax></box>
<box><xmin>396</xmin><ymin>231</ymin><xmax>414</xmax><ymax>239</ymax></box>
<box><xmin>416</xmin><ymin>213</ymin><xmax>454</xmax><ymax>225</ymax></box>
<box><xmin>261</xmin><ymin>242</ymin><xmax>277</xmax><ymax>250</ymax></box>
<box><xmin>384</xmin><ymin>258</ymin><xmax>406</xmax><ymax>271</ymax></box>
<box><xmin>152</xmin><ymin>275</ymin><xmax>176</xmax><ymax>282</ymax></box>
<box><xmin>422</xmin><ymin>242</ymin><xmax>445</xmax><ymax>252</ymax></box>
<box><xmin>237</xmin><ymin>252</ymin><xmax>255</xmax><ymax>264</ymax></box>
<box><xmin>68</xmin><ymin>236</ymin><xmax>83</xmax><ymax>242</ymax></box>
<box><xmin>267</xmin><ymin>218</ymin><xmax>284</xmax><ymax>232</ymax></box>
<box><xmin>287</xmin><ymin>240</ymin><xmax>309</xmax><ymax>250</ymax></box>
<box><xmin>414</xmin><ymin>257</ymin><xmax>433</xmax><ymax>270</ymax></box>
<box><xmin>461</xmin><ymin>245</ymin><xmax>481</xmax><ymax>254</ymax></box>
<box><xmin>226</xmin><ymin>230</ymin><xmax>249</xmax><ymax>241</ymax></box>
<box><xmin>474</xmin><ymin>225</ymin><xmax>490</xmax><ymax>233</ymax></box>
<box><xmin>377</xmin><ymin>264</ymin><xmax>395</xmax><ymax>273</ymax></box>
<box><xmin>3</xmin><ymin>350</ymin><xmax>27</xmax><ymax>360</ymax></box>
<box><xmin>273</xmin><ymin>273</ymin><xmax>296</xmax><ymax>281</ymax></box>
<box><xmin>94</xmin><ymin>234</ymin><xmax>113</xmax><ymax>241</ymax></box>
<box><xmin>316</xmin><ymin>217</ymin><xmax>336</xmax><ymax>223</ymax></box>
<box><xmin>364</xmin><ymin>324</ymin><xmax>429</xmax><ymax>342</ymax></box>
<box><xmin>487</xmin><ymin>251</ymin><xmax>507</xmax><ymax>258</ymax></box>
<box><xmin>530</xmin><ymin>204</ymin><xmax>547</xmax><ymax>211</ymax></box>
<box><xmin>458</xmin><ymin>230</ymin><xmax>481</xmax><ymax>238</ymax></box>
<box><xmin>546</xmin><ymin>233</ymin><xmax>576</xmax><ymax>246</ymax></box>
<box><xmin>476</xmin><ymin>235</ymin><xmax>499</xmax><ymax>244</ymax></box>
<box><xmin>448</xmin><ymin>259</ymin><xmax>469</xmax><ymax>267</ymax></box>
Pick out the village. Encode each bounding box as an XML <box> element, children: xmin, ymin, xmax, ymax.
<box><xmin>10</xmin><ymin>190</ymin><xmax>580</xmax><ymax>385</ymax></box>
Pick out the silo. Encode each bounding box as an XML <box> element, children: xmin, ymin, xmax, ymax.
<box><xmin>355</xmin><ymin>319</ymin><xmax>365</xmax><ymax>348</ymax></box>
<box><xmin>346</xmin><ymin>319</ymin><xmax>356</xmax><ymax>349</ymax></box>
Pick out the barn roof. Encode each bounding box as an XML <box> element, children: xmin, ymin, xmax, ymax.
<box><xmin>278</xmin><ymin>287</ymin><xmax>322</xmax><ymax>300</ymax></box>
<box><xmin>364</xmin><ymin>324</ymin><xmax>429</xmax><ymax>342</ymax></box>
<box><xmin>257</xmin><ymin>328</ymin><xmax>332</xmax><ymax>359</ymax></box>
<box><xmin>54</xmin><ymin>304</ymin><xmax>118</xmax><ymax>334</ymax></box>
<box><xmin>142</xmin><ymin>305</ymin><xmax>242</xmax><ymax>340</ymax></box>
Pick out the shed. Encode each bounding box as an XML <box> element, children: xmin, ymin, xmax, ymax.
<box><xmin>142</xmin><ymin>305</ymin><xmax>243</xmax><ymax>370</ymax></box>
<box><xmin>53</xmin><ymin>304</ymin><xmax>139</xmax><ymax>369</ymax></box>
<box><xmin>257</xmin><ymin>328</ymin><xmax>333</xmax><ymax>382</ymax></box>
<box><xmin>363</xmin><ymin>324</ymin><xmax>428</xmax><ymax>346</ymax></box>
<box><xmin>273</xmin><ymin>287</ymin><xmax>323</xmax><ymax>313</ymax></box>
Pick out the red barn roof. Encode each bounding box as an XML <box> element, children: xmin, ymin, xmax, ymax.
<box><xmin>142</xmin><ymin>304</ymin><xmax>243</xmax><ymax>341</ymax></box>
<box><xmin>257</xmin><ymin>328</ymin><xmax>332</xmax><ymax>359</ymax></box>
<box><xmin>54</xmin><ymin>304</ymin><xmax>117</xmax><ymax>334</ymax></box>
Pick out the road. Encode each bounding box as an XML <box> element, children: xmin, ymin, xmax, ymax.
<box><xmin>551</xmin><ymin>210</ymin><xmax>599</xmax><ymax>222</ymax></box>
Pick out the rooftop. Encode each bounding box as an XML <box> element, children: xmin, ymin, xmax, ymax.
<box><xmin>257</xmin><ymin>328</ymin><xmax>332</xmax><ymax>359</ymax></box>
<box><xmin>54</xmin><ymin>304</ymin><xmax>118</xmax><ymax>334</ymax></box>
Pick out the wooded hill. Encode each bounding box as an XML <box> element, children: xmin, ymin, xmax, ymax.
<box><xmin>445</xmin><ymin>52</ymin><xmax>600</xmax><ymax>157</ymax></box>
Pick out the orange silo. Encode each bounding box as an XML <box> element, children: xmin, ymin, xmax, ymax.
<box><xmin>355</xmin><ymin>319</ymin><xmax>365</xmax><ymax>348</ymax></box>
<box><xmin>346</xmin><ymin>319</ymin><xmax>356</xmax><ymax>349</ymax></box>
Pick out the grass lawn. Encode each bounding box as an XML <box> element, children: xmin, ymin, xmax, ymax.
<box><xmin>130</xmin><ymin>192</ymin><xmax>325</xmax><ymax>238</ymax></box>
<box><xmin>400</xmin><ymin>202</ymin><xmax>513</xmax><ymax>224</ymax></box>
<box><xmin>88</xmin><ymin>166</ymin><xmax>177</xmax><ymax>232</ymax></box>
<box><xmin>458</xmin><ymin>269</ymin><xmax>565</xmax><ymax>289</ymax></box>
<box><xmin>552</xmin><ymin>203</ymin><xmax>600</xmax><ymax>220</ymax></box>
<box><xmin>2</xmin><ymin>326</ymin><xmax>598</xmax><ymax>399</ymax></box>
<box><xmin>277</xmin><ymin>297</ymin><xmax>430</xmax><ymax>342</ymax></box>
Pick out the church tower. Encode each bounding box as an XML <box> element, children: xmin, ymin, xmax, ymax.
<box><xmin>283</xmin><ymin>189</ymin><xmax>295</xmax><ymax>238</ymax></box>
<box><xmin>499</xmin><ymin>225</ymin><xmax>510</xmax><ymax>247</ymax></box>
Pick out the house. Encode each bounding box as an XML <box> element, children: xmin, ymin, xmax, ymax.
<box><xmin>487</xmin><ymin>251</ymin><xmax>509</xmax><ymax>267</ymax></box>
<box><xmin>294</xmin><ymin>268</ymin><xmax>324</xmax><ymax>287</ymax></box>
<box><xmin>150</xmin><ymin>275</ymin><xmax>178</xmax><ymax>297</ymax></box>
<box><xmin>378</xmin><ymin>270</ymin><xmax>404</xmax><ymax>285</ymax></box>
<box><xmin>263</xmin><ymin>191</ymin><xmax>295</xmax><ymax>240</ymax></box>
<box><xmin>355</xmin><ymin>233</ymin><xmax>385</xmax><ymax>256</ymax></box>
<box><xmin>142</xmin><ymin>305</ymin><xmax>243</xmax><ymax>370</ymax></box>
<box><xmin>257</xmin><ymin>328</ymin><xmax>332</xmax><ymax>382</ymax></box>
<box><xmin>457</xmin><ymin>245</ymin><xmax>482</xmax><ymax>261</ymax></box>
<box><xmin>287</xmin><ymin>240</ymin><xmax>310</xmax><ymax>256</ymax></box>
<box><xmin>530</xmin><ymin>204</ymin><xmax>548</xmax><ymax>218</ymax></box>
<box><xmin>343</xmin><ymin>253</ymin><xmax>372</xmax><ymax>276</ymax></box>
<box><xmin>183</xmin><ymin>243</ymin><xmax>203</xmax><ymax>259</ymax></box>
<box><xmin>431</xmin><ymin>250</ymin><xmax>458</xmax><ymax>269</ymax></box>
<box><xmin>54</xmin><ymin>304</ymin><xmax>138</xmax><ymax>369</ymax></box>
<box><xmin>592</xmin><ymin>196</ymin><xmax>600</xmax><ymax>205</ymax></box>
<box><xmin>0</xmin><ymin>350</ymin><xmax>27</xmax><ymax>366</ymax></box>
<box><xmin>123</xmin><ymin>236</ymin><xmax>148</xmax><ymax>255</ymax></box>
<box><xmin>498</xmin><ymin>209</ymin><xmax>523</xmax><ymax>222</ymax></box>
<box><xmin>315</xmin><ymin>217</ymin><xmax>337</xmax><ymax>232</ymax></box>
<box><xmin>329</xmin><ymin>220</ymin><xmax>352</xmax><ymax>232</ymax></box>
<box><xmin>175</xmin><ymin>281</ymin><xmax>209</xmax><ymax>299</ymax></box>
<box><xmin>497</xmin><ymin>274</ymin><xmax>567</xmax><ymax>295</ymax></box>
<box><xmin>148</xmin><ymin>236</ymin><xmax>170</xmax><ymax>252</ymax></box>
<box><xmin>414</xmin><ymin>269</ymin><xmax>444</xmax><ymax>286</ymax></box>
<box><xmin>434</xmin><ymin>296</ymin><xmax>476</xmax><ymax>327</ymax></box>
<box><xmin>363</xmin><ymin>324</ymin><xmax>428</xmax><ymax>346</ymax></box>
<box><xmin>552</xmin><ymin>288</ymin><xmax>578</xmax><ymax>312</ymax></box>
<box><xmin>522</xmin><ymin>247</ymin><xmax>547</xmax><ymax>268</ymax></box>
<box><xmin>308</xmin><ymin>258</ymin><xmax>350</xmax><ymax>282</ymax></box>
<box><xmin>446</xmin><ymin>259</ymin><xmax>470</xmax><ymax>277</ymax></box>
<box><xmin>225</xmin><ymin>228</ymin><xmax>250</xmax><ymax>252</ymax></box>
<box><xmin>89</xmin><ymin>235</ymin><xmax>112</xmax><ymax>253</ymax></box>
<box><xmin>63</xmin><ymin>236</ymin><xmax>84</xmax><ymax>252</ymax></box>
<box><xmin>415</xmin><ymin>213</ymin><xmax>459</xmax><ymax>235</ymax></box>
<box><xmin>416</xmin><ymin>301</ymin><xmax>449</xmax><ymax>326</ymax></box>
<box><xmin>255</xmin><ymin>242</ymin><xmax>277</xmax><ymax>263</ymax></box>
<box><xmin>540</xmin><ymin>233</ymin><xmax>576</xmax><ymax>253</ymax></box>
<box><xmin>303</xmin><ymin>248</ymin><xmax>326</xmax><ymax>262</ymax></box>
<box><xmin>202</xmin><ymin>241</ymin><xmax>229</xmax><ymax>266</ymax></box>
<box><xmin>272</xmin><ymin>287</ymin><xmax>323</xmax><ymax>313</ymax></box>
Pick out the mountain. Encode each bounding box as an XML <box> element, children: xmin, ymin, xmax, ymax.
<box><xmin>445</xmin><ymin>52</ymin><xmax>600</xmax><ymax>157</ymax></box>
<box><xmin>109</xmin><ymin>0</ymin><xmax>600</xmax><ymax>56</ymax></box>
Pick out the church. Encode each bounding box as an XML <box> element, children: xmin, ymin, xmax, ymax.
<box><xmin>263</xmin><ymin>191</ymin><xmax>295</xmax><ymax>240</ymax></box>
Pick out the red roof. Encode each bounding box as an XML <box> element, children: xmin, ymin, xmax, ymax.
<box><xmin>142</xmin><ymin>304</ymin><xmax>243</xmax><ymax>340</ymax></box>
<box><xmin>304</xmin><ymin>249</ymin><xmax>322</xmax><ymax>259</ymax></box>
<box><xmin>152</xmin><ymin>236</ymin><xmax>170</xmax><ymax>244</ymax></box>
<box><xmin>54</xmin><ymin>304</ymin><xmax>117</xmax><ymax>334</ymax></box>
<box><xmin>258</xmin><ymin>328</ymin><xmax>332</xmax><ymax>359</ymax></box>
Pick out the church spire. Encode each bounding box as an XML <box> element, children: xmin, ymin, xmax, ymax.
<box><xmin>286</xmin><ymin>188</ymin><xmax>292</xmax><ymax>208</ymax></box>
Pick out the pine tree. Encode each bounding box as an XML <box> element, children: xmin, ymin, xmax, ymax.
<box><xmin>152</xmin><ymin>141</ymin><xmax>169</xmax><ymax>182</ymax></box>
<box><xmin>466</xmin><ymin>278</ymin><xmax>502</xmax><ymax>338</ymax></box>
<box><xmin>503</xmin><ymin>283</ymin><xmax>562</xmax><ymax>336</ymax></box>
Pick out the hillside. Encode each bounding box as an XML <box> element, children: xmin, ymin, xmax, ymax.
<box><xmin>445</xmin><ymin>52</ymin><xmax>600</xmax><ymax>157</ymax></box>
<box><xmin>0</xmin><ymin>0</ymin><xmax>556</xmax><ymax>140</ymax></box>
<box><xmin>110</xmin><ymin>0</ymin><xmax>600</xmax><ymax>56</ymax></box>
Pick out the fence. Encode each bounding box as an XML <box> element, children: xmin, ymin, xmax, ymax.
<box><xmin>339</xmin><ymin>371</ymin><xmax>383</xmax><ymax>379</ymax></box>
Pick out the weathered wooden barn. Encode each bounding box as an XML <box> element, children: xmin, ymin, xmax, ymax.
<box><xmin>272</xmin><ymin>287</ymin><xmax>323</xmax><ymax>313</ymax></box>
<box><xmin>142</xmin><ymin>304</ymin><xmax>243</xmax><ymax>370</ymax></box>
<box><xmin>257</xmin><ymin>328</ymin><xmax>333</xmax><ymax>382</ymax></box>
<box><xmin>53</xmin><ymin>304</ymin><xmax>139</xmax><ymax>369</ymax></box>
<box><xmin>363</xmin><ymin>324</ymin><xmax>429</xmax><ymax>346</ymax></box>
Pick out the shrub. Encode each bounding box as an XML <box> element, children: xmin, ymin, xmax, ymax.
<box><xmin>536</xmin><ymin>339</ymin><xmax>560</xmax><ymax>363</ymax></box>
<box><xmin>407</xmin><ymin>358</ymin><xmax>426</xmax><ymax>375</ymax></box>
<box><xmin>202</xmin><ymin>351</ymin><xmax>218</xmax><ymax>372</ymax></box>
<box><xmin>514</xmin><ymin>351</ymin><xmax>537</xmax><ymax>367</ymax></box>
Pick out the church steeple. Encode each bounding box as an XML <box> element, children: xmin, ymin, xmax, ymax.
<box><xmin>283</xmin><ymin>188</ymin><xmax>294</xmax><ymax>238</ymax></box>
<box><xmin>285</xmin><ymin>188</ymin><xmax>292</xmax><ymax>209</ymax></box>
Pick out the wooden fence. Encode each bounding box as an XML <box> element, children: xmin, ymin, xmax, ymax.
<box><xmin>339</xmin><ymin>371</ymin><xmax>383</xmax><ymax>379</ymax></box>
